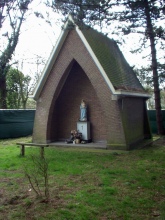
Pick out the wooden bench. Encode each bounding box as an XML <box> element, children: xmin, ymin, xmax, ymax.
<box><xmin>16</xmin><ymin>142</ymin><xmax>49</xmax><ymax>157</ymax></box>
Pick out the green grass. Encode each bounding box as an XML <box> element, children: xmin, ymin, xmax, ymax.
<box><xmin>0</xmin><ymin>136</ymin><xmax>165</xmax><ymax>219</ymax></box>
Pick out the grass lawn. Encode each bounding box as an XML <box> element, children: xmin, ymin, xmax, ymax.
<box><xmin>0</xmin><ymin>136</ymin><xmax>165</xmax><ymax>220</ymax></box>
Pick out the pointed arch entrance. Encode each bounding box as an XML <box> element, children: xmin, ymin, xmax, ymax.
<box><xmin>47</xmin><ymin>61</ymin><xmax>107</xmax><ymax>142</ymax></box>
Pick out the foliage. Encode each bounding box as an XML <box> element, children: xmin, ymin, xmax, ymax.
<box><xmin>26</xmin><ymin>98</ymin><xmax>36</xmax><ymax>109</ymax></box>
<box><xmin>141</xmin><ymin>86</ymin><xmax>165</xmax><ymax>110</ymax></box>
<box><xmin>0</xmin><ymin>0</ymin><xmax>33</xmax><ymax>109</ymax></box>
<box><xmin>135</xmin><ymin>65</ymin><xmax>165</xmax><ymax>110</ymax></box>
<box><xmin>135</xmin><ymin>62</ymin><xmax>165</xmax><ymax>88</ymax></box>
<box><xmin>48</xmin><ymin>0</ymin><xmax>165</xmax><ymax>42</ymax></box>
<box><xmin>6</xmin><ymin>67</ymin><xmax>32</xmax><ymax>109</ymax></box>
<box><xmin>0</xmin><ymin>137</ymin><xmax>165</xmax><ymax>219</ymax></box>
<box><xmin>47</xmin><ymin>0</ymin><xmax>103</xmax><ymax>23</ymax></box>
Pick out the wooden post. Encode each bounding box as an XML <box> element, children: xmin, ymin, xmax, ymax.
<box><xmin>21</xmin><ymin>145</ymin><xmax>25</xmax><ymax>156</ymax></box>
<box><xmin>40</xmin><ymin>146</ymin><xmax>44</xmax><ymax>158</ymax></box>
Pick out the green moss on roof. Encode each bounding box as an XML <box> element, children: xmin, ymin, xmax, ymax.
<box><xmin>81</xmin><ymin>27</ymin><xmax>144</xmax><ymax>92</ymax></box>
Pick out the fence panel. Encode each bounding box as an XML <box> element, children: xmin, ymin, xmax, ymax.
<box><xmin>147</xmin><ymin>110</ymin><xmax>165</xmax><ymax>134</ymax></box>
<box><xmin>0</xmin><ymin>110</ymin><xmax>35</xmax><ymax>139</ymax></box>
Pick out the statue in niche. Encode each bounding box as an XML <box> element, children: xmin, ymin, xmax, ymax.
<box><xmin>80</xmin><ymin>99</ymin><xmax>87</xmax><ymax>121</ymax></box>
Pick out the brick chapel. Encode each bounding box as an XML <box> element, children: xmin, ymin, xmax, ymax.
<box><xmin>32</xmin><ymin>16</ymin><xmax>152</xmax><ymax>150</ymax></box>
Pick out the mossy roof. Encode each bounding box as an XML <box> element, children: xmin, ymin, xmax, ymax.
<box><xmin>33</xmin><ymin>17</ymin><xmax>149</xmax><ymax>100</ymax></box>
<box><xmin>80</xmin><ymin>26</ymin><xmax>144</xmax><ymax>92</ymax></box>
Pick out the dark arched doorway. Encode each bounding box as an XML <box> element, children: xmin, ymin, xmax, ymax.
<box><xmin>47</xmin><ymin>61</ymin><xmax>107</xmax><ymax>142</ymax></box>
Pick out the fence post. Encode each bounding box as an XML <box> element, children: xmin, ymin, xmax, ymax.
<box><xmin>20</xmin><ymin>145</ymin><xmax>25</xmax><ymax>156</ymax></box>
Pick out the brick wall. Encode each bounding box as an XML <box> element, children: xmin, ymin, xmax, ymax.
<box><xmin>120</xmin><ymin>97</ymin><xmax>144</xmax><ymax>146</ymax></box>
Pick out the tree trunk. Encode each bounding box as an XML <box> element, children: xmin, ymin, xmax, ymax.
<box><xmin>0</xmin><ymin>76</ymin><xmax>7</xmax><ymax>109</ymax></box>
<box><xmin>144</xmin><ymin>0</ymin><xmax>164</xmax><ymax>134</ymax></box>
<box><xmin>22</xmin><ymin>100</ymin><xmax>27</xmax><ymax>109</ymax></box>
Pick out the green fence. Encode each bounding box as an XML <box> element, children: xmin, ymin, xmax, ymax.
<box><xmin>0</xmin><ymin>110</ymin><xmax>35</xmax><ymax>139</ymax></box>
<box><xmin>147</xmin><ymin>110</ymin><xmax>165</xmax><ymax>134</ymax></box>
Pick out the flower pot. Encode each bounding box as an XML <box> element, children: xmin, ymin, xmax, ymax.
<box><xmin>75</xmin><ymin>139</ymin><xmax>80</xmax><ymax>144</ymax></box>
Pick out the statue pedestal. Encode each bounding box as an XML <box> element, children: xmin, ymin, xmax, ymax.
<box><xmin>77</xmin><ymin>121</ymin><xmax>91</xmax><ymax>141</ymax></box>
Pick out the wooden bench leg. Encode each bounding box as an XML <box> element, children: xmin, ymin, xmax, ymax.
<box><xmin>40</xmin><ymin>146</ymin><xmax>44</xmax><ymax>158</ymax></box>
<box><xmin>20</xmin><ymin>145</ymin><xmax>25</xmax><ymax>156</ymax></box>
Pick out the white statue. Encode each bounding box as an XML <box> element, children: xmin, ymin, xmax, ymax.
<box><xmin>80</xmin><ymin>99</ymin><xmax>87</xmax><ymax>121</ymax></box>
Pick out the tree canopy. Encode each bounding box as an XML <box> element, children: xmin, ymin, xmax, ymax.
<box><xmin>6</xmin><ymin>67</ymin><xmax>32</xmax><ymax>109</ymax></box>
<box><xmin>0</xmin><ymin>0</ymin><xmax>33</xmax><ymax>109</ymax></box>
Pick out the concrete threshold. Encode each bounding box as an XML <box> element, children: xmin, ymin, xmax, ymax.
<box><xmin>48</xmin><ymin>141</ymin><xmax>107</xmax><ymax>150</ymax></box>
